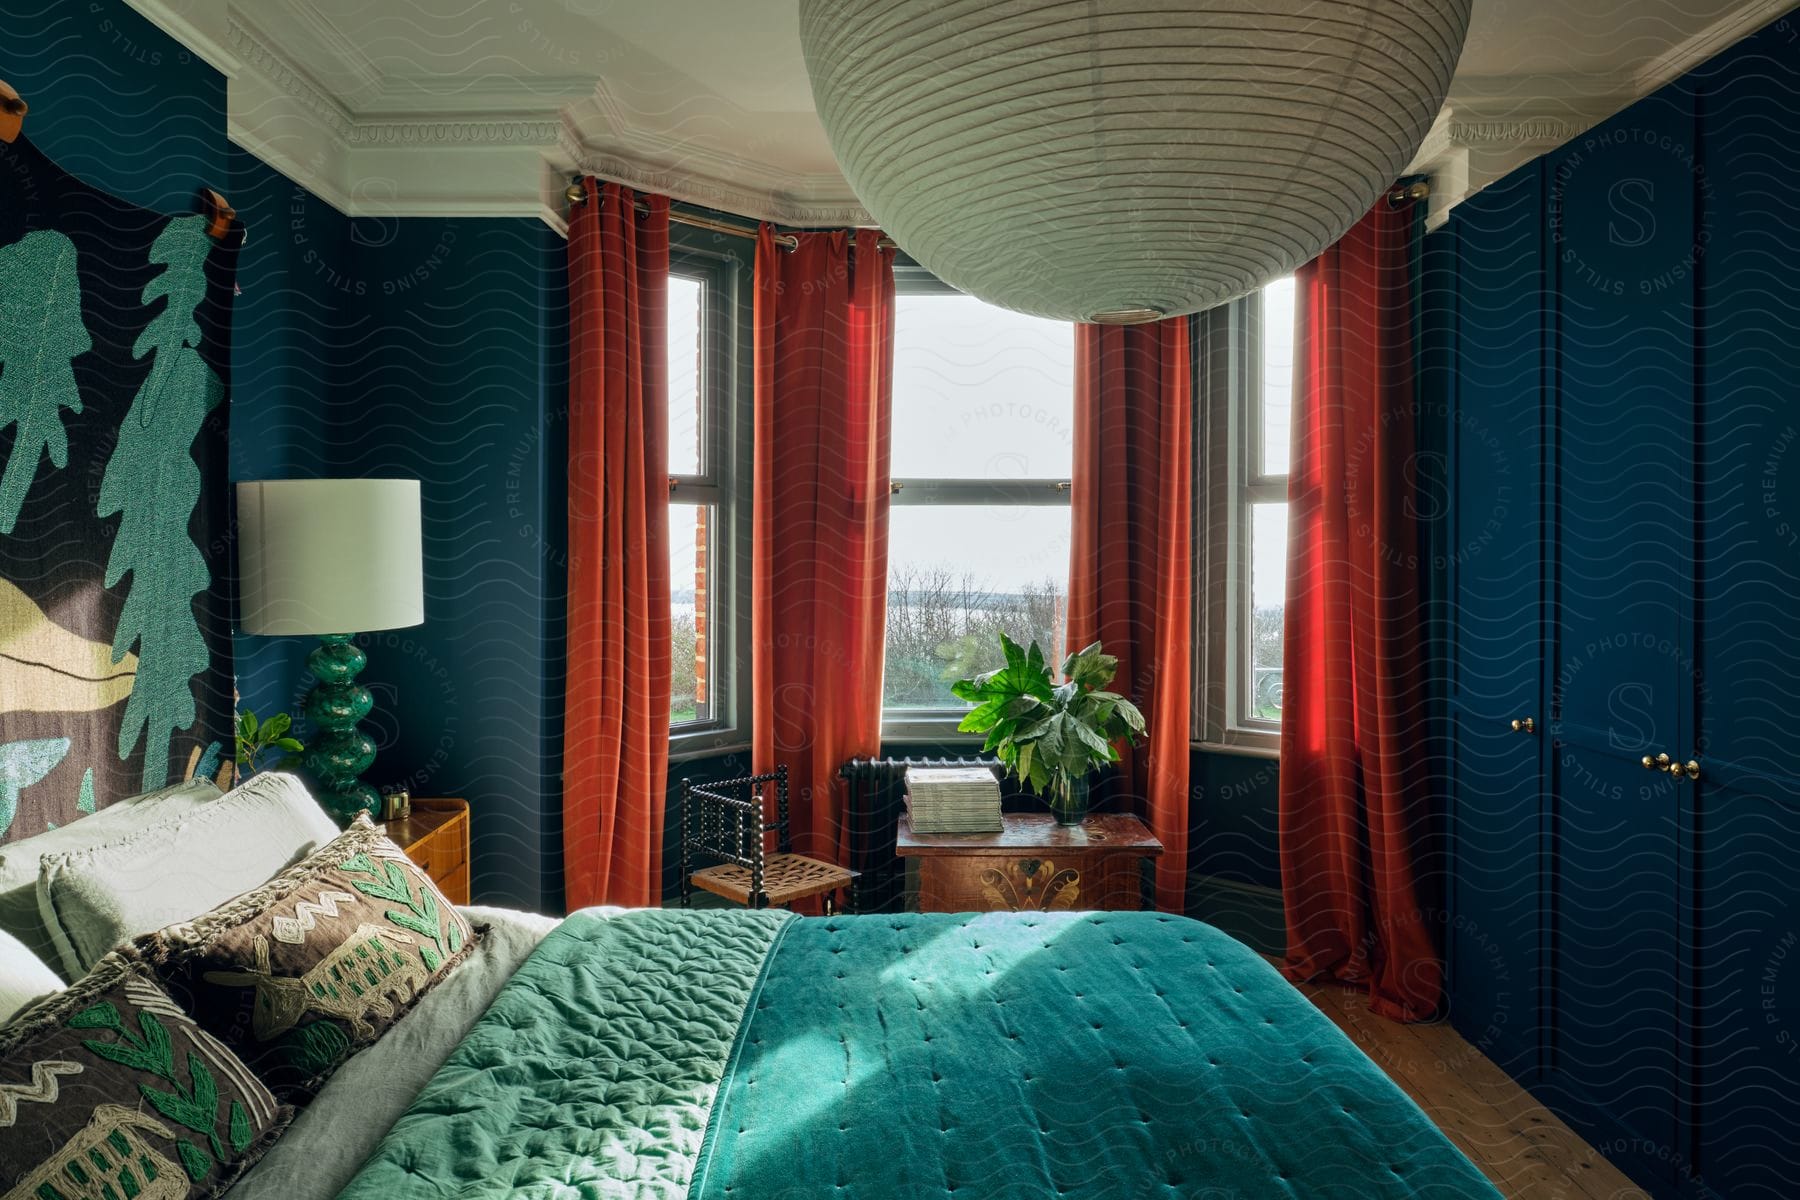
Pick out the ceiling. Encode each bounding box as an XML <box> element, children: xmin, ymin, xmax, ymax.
<box><xmin>128</xmin><ymin>0</ymin><xmax>1798</xmax><ymax>228</ymax></box>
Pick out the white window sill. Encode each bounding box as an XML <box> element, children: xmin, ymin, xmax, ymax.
<box><xmin>1192</xmin><ymin>733</ymin><xmax>1281</xmax><ymax>760</ymax></box>
<box><xmin>668</xmin><ymin>728</ymin><xmax>751</xmax><ymax>763</ymax></box>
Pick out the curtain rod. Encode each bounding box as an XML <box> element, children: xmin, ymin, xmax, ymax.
<box><xmin>1388</xmin><ymin>179</ymin><xmax>1431</xmax><ymax>206</ymax></box>
<box><xmin>566</xmin><ymin>177</ymin><xmax>1428</xmax><ymax>248</ymax></box>
<box><xmin>564</xmin><ymin>180</ymin><xmax>896</xmax><ymax>252</ymax></box>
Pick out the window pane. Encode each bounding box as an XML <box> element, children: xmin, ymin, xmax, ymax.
<box><xmin>884</xmin><ymin>505</ymin><xmax>1069</xmax><ymax>709</ymax></box>
<box><xmin>670</xmin><ymin>501</ymin><xmax>712</xmax><ymax>725</ymax></box>
<box><xmin>1248</xmin><ymin>502</ymin><xmax>1287</xmax><ymax>721</ymax></box>
<box><xmin>891</xmin><ymin>293</ymin><xmax>1074</xmax><ymax>479</ymax></box>
<box><xmin>668</xmin><ymin>275</ymin><xmax>704</xmax><ymax>477</ymax></box>
<box><xmin>1260</xmin><ymin>276</ymin><xmax>1296</xmax><ymax>478</ymax></box>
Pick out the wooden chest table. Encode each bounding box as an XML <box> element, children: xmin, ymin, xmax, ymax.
<box><xmin>895</xmin><ymin>812</ymin><xmax>1163</xmax><ymax>913</ymax></box>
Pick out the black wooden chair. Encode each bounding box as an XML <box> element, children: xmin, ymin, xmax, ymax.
<box><xmin>680</xmin><ymin>765</ymin><xmax>857</xmax><ymax>914</ymax></box>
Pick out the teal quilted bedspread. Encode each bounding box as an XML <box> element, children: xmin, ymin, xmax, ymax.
<box><xmin>337</xmin><ymin>910</ymin><xmax>1500</xmax><ymax>1199</ymax></box>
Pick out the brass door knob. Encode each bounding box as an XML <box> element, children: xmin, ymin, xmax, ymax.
<box><xmin>1672</xmin><ymin>760</ymin><xmax>1701</xmax><ymax>782</ymax></box>
<box><xmin>1641</xmin><ymin>753</ymin><xmax>1671</xmax><ymax>771</ymax></box>
<box><xmin>1510</xmin><ymin>717</ymin><xmax>1536</xmax><ymax>734</ymax></box>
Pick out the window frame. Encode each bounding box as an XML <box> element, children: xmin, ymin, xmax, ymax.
<box><xmin>1195</xmin><ymin>286</ymin><xmax>1288</xmax><ymax>758</ymax></box>
<box><xmin>881</xmin><ymin>266</ymin><xmax>1073</xmax><ymax>740</ymax></box>
<box><xmin>668</xmin><ymin>231</ymin><xmax>754</xmax><ymax>761</ymax></box>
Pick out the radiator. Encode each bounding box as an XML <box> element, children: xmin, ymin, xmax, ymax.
<box><xmin>839</xmin><ymin>756</ymin><xmax>1037</xmax><ymax>913</ymax></box>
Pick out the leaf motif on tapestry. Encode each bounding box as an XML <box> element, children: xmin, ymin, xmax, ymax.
<box><xmin>98</xmin><ymin>214</ymin><xmax>219</xmax><ymax>791</ymax></box>
<box><xmin>0</xmin><ymin>230</ymin><xmax>89</xmax><ymax>534</ymax></box>
<box><xmin>0</xmin><ymin>736</ymin><xmax>70</xmax><ymax>837</ymax></box>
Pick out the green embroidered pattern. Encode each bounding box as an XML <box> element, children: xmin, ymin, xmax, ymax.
<box><xmin>71</xmin><ymin>999</ymin><xmax>250</xmax><ymax>1182</ymax></box>
<box><xmin>276</xmin><ymin>1017</ymin><xmax>350</xmax><ymax>1078</ymax></box>
<box><xmin>0</xmin><ymin>230</ymin><xmax>88</xmax><ymax>534</ymax></box>
<box><xmin>0</xmin><ymin>736</ymin><xmax>70</xmax><ymax>838</ymax></box>
<box><xmin>98</xmin><ymin>214</ymin><xmax>219</xmax><ymax>791</ymax></box>
<box><xmin>340</xmin><ymin>853</ymin><xmax>463</xmax><ymax>971</ymax></box>
<box><xmin>77</xmin><ymin>767</ymin><xmax>95</xmax><ymax>815</ymax></box>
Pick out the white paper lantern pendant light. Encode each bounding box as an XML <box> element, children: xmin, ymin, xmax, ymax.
<box><xmin>799</xmin><ymin>1</ymin><xmax>1472</xmax><ymax>322</ymax></box>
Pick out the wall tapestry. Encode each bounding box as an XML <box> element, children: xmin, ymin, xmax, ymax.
<box><xmin>0</xmin><ymin>131</ymin><xmax>237</xmax><ymax>842</ymax></box>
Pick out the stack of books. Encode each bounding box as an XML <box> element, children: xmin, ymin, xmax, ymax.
<box><xmin>904</xmin><ymin>766</ymin><xmax>1003</xmax><ymax>833</ymax></box>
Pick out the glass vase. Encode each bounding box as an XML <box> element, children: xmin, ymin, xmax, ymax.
<box><xmin>1047</xmin><ymin>773</ymin><xmax>1092</xmax><ymax>826</ymax></box>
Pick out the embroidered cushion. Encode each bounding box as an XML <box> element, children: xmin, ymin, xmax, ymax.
<box><xmin>138</xmin><ymin>815</ymin><xmax>477</xmax><ymax>1105</ymax></box>
<box><xmin>0</xmin><ymin>952</ymin><xmax>291</xmax><ymax>1200</ymax></box>
<box><xmin>0</xmin><ymin>777</ymin><xmax>221</xmax><ymax>975</ymax></box>
<box><xmin>0</xmin><ymin>926</ymin><xmax>65</xmax><ymax>1025</ymax></box>
<box><xmin>35</xmin><ymin>773</ymin><xmax>337</xmax><ymax>978</ymax></box>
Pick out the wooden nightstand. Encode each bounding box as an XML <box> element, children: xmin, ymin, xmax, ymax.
<box><xmin>384</xmin><ymin>798</ymin><xmax>470</xmax><ymax>904</ymax></box>
<box><xmin>896</xmin><ymin>812</ymin><xmax>1162</xmax><ymax>913</ymax></box>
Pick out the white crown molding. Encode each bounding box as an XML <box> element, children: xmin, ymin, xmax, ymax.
<box><xmin>1631</xmin><ymin>0</ymin><xmax>1800</xmax><ymax>95</ymax></box>
<box><xmin>129</xmin><ymin>0</ymin><xmax>1798</xmax><ymax>237</ymax></box>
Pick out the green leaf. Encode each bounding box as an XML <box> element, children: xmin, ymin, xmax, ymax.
<box><xmin>0</xmin><ymin>231</ymin><xmax>89</xmax><ymax>534</ymax></box>
<box><xmin>1001</xmin><ymin>631</ymin><xmax>1026</xmax><ymax>674</ymax></box>
<box><xmin>229</xmin><ymin>1099</ymin><xmax>253</xmax><ymax>1153</ymax></box>
<box><xmin>69</xmin><ymin>1001</ymin><xmax>125</xmax><ymax>1036</ymax></box>
<box><xmin>263</xmin><ymin>713</ymin><xmax>290</xmax><ymax>738</ymax></box>
<box><xmin>274</xmin><ymin>737</ymin><xmax>304</xmax><ymax>752</ymax></box>
<box><xmin>178</xmin><ymin>1139</ymin><xmax>211</xmax><ymax>1182</ymax></box>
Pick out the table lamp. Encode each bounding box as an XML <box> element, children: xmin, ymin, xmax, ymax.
<box><xmin>237</xmin><ymin>479</ymin><xmax>424</xmax><ymax>823</ymax></box>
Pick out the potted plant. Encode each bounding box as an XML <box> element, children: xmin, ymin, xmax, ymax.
<box><xmin>235</xmin><ymin>710</ymin><xmax>305</xmax><ymax>779</ymax></box>
<box><xmin>951</xmin><ymin>634</ymin><xmax>1145</xmax><ymax>825</ymax></box>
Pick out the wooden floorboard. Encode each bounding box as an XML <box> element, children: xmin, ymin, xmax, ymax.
<box><xmin>1290</xmin><ymin>978</ymin><xmax>1652</xmax><ymax>1200</ymax></box>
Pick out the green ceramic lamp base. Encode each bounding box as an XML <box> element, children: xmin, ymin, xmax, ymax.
<box><xmin>301</xmin><ymin>633</ymin><xmax>381</xmax><ymax>825</ymax></box>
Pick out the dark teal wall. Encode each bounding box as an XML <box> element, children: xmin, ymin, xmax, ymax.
<box><xmin>331</xmin><ymin>217</ymin><xmax>569</xmax><ymax>911</ymax></box>
<box><xmin>0</xmin><ymin>2</ymin><xmax>226</xmax><ymax>215</ymax></box>
<box><xmin>4</xmin><ymin>0</ymin><xmax>570</xmax><ymax>912</ymax></box>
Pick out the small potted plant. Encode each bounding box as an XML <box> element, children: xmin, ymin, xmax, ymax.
<box><xmin>235</xmin><ymin>710</ymin><xmax>305</xmax><ymax>779</ymax></box>
<box><xmin>952</xmin><ymin>634</ymin><xmax>1145</xmax><ymax>825</ymax></box>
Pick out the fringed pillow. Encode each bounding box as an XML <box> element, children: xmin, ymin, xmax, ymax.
<box><xmin>137</xmin><ymin>815</ymin><xmax>477</xmax><ymax>1105</ymax></box>
<box><xmin>0</xmin><ymin>952</ymin><xmax>291</xmax><ymax>1200</ymax></box>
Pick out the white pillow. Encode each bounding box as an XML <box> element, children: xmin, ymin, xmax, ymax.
<box><xmin>0</xmin><ymin>777</ymin><xmax>221</xmax><ymax>972</ymax></box>
<box><xmin>0</xmin><ymin>926</ymin><xmax>65</xmax><ymax>1025</ymax></box>
<box><xmin>36</xmin><ymin>772</ymin><xmax>338</xmax><ymax>977</ymax></box>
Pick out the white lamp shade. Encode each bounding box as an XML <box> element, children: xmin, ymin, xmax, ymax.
<box><xmin>236</xmin><ymin>479</ymin><xmax>424</xmax><ymax>636</ymax></box>
<box><xmin>799</xmin><ymin>0</ymin><xmax>1471</xmax><ymax>322</ymax></box>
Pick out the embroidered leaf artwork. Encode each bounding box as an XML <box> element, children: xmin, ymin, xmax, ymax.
<box><xmin>0</xmin><ymin>230</ymin><xmax>88</xmax><ymax>534</ymax></box>
<box><xmin>0</xmin><ymin>736</ymin><xmax>69</xmax><ymax>837</ymax></box>
<box><xmin>343</xmin><ymin>852</ymin><xmax>458</xmax><ymax>968</ymax></box>
<box><xmin>99</xmin><ymin>214</ymin><xmax>219</xmax><ymax>791</ymax></box>
<box><xmin>229</xmin><ymin>1098</ymin><xmax>253</xmax><ymax>1153</ymax></box>
<box><xmin>76</xmin><ymin>1000</ymin><xmax>237</xmax><ymax>1181</ymax></box>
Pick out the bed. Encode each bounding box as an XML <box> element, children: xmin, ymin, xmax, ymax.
<box><xmin>0</xmin><ymin>776</ymin><xmax>1501</xmax><ymax>1200</ymax></box>
<box><xmin>320</xmin><ymin>909</ymin><xmax>1498</xmax><ymax>1199</ymax></box>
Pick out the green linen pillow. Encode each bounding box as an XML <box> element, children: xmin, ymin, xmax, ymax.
<box><xmin>0</xmin><ymin>778</ymin><xmax>221</xmax><ymax>975</ymax></box>
<box><xmin>0</xmin><ymin>952</ymin><xmax>291</xmax><ymax>1200</ymax></box>
<box><xmin>137</xmin><ymin>815</ymin><xmax>477</xmax><ymax>1105</ymax></box>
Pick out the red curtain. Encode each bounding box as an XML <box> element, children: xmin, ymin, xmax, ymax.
<box><xmin>1067</xmin><ymin>319</ymin><xmax>1192</xmax><ymax>914</ymax></box>
<box><xmin>1278</xmin><ymin>200</ymin><xmax>1441</xmax><ymax>1022</ymax></box>
<box><xmin>562</xmin><ymin>178</ymin><xmax>672</xmax><ymax>909</ymax></box>
<box><xmin>752</xmin><ymin>226</ymin><xmax>895</xmax><ymax>875</ymax></box>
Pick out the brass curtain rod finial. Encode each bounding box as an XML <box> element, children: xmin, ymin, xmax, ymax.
<box><xmin>565</xmin><ymin>178</ymin><xmax>588</xmax><ymax>206</ymax></box>
<box><xmin>0</xmin><ymin>79</ymin><xmax>26</xmax><ymax>145</ymax></box>
<box><xmin>1388</xmin><ymin>179</ymin><xmax>1431</xmax><ymax>206</ymax></box>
